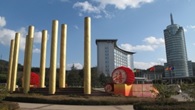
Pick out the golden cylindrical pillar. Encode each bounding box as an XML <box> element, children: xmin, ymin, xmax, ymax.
<box><xmin>10</xmin><ymin>33</ymin><xmax>20</xmax><ymax>93</ymax></box>
<box><xmin>22</xmin><ymin>35</ymin><xmax>28</xmax><ymax>88</ymax></box>
<box><xmin>59</xmin><ymin>24</ymin><xmax>67</xmax><ymax>88</ymax></box>
<box><xmin>7</xmin><ymin>39</ymin><xmax>15</xmax><ymax>91</ymax></box>
<box><xmin>23</xmin><ymin>26</ymin><xmax>34</xmax><ymax>94</ymax></box>
<box><xmin>49</xmin><ymin>20</ymin><xmax>58</xmax><ymax>94</ymax></box>
<box><xmin>84</xmin><ymin>17</ymin><xmax>91</xmax><ymax>94</ymax></box>
<box><xmin>40</xmin><ymin>30</ymin><xmax>47</xmax><ymax>88</ymax></box>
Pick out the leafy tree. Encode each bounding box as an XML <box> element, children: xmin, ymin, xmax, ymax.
<box><xmin>91</xmin><ymin>67</ymin><xmax>101</xmax><ymax>87</ymax></box>
<box><xmin>0</xmin><ymin>74</ymin><xmax>7</xmax><ymax>83</ymax></box>
<box><xmin>99</xmin><ymin>73</ymin><xmax>112</xmax><ymax>87</ymax></box>
<box><xmin>0</xmin><ymin>85</ymin><xmax>9</xmax><ymax>101</ymax></box>
<box><xmin>66</xmin><ymin>64</ymin><xmax>82</xmax><ymax>87</ymax></box>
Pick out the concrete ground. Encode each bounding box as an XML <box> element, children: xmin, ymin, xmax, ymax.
<box><xmin>19</xmin><ymin>103</ymin><xmax>134</xmax><ymax>110</ymax></box>
<box><xmin>18</xmin><ymin>94</ymin><xmax>190</xmax><ymax>110</ymax></box>
<box><xmin>171</xmin><ymin>93</ymin><xmax>192</xmax><ymax>101</ymax></box>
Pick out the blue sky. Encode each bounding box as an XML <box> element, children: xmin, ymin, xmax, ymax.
<box><xmin>0</xmin><ymin>0</ymin><xmax>195</xmax><ymax>70</ymax></box>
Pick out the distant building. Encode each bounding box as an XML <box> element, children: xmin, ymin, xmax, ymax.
<box><xmin>164</xmin><ymin>14</ymin><xmax>192</xmax><ymax>77</ymax></box>
<box><xmin>96</xmin><ymin>39</ymin><xmax>135</xmax><ymax>76</ymax></box>
<box><xmin>192</xmin><ymin>62</ymin><xmax>195</xmax><ymax>76</ymax></box>
<box><xmin>133</xmin><ymin>65</ymin><xmax>165</xmax><ymax>83</ymax></box>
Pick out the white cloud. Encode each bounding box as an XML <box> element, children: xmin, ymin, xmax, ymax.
<box><xmin>157</xmin><ymin>58</ymin><xmax>166</xmax><ymax>63</ymax></box>
<box><xmin>187</xmin><ymin>25</ymin><xmax>195</xmax><ymax>31</ymax></box>
<box><xmin>33</xmin><ymin>48</ymin><xmax>40</xmax><ymax>53</ymax></box>
<box><xmin>134</xmin><ymin>58</ymin><xmax>165</xmax><ymax>69</ymax></box>
<box><xmin>73</xmin><ymin>1</ymin><xmax>101</xmax><ymax>14</ymax></box>
<box><xmin>94</xmin><ymin>15</ymin><xmax>102</xmax><ymax>19</ymax></box>
<box><xmin>97</xmin><ymin>0</ymin><xmax>154</xmax><ymax>9</ymax></box>
<box><xmin>189</xmin><ymin>25</ymin><xmax>195</xmax><ymax>29</ymax></box>
<box><xmin>0</xmin><ymin>16</ymin><xmax>6</xmax><ymax>27</ymax></box>
<box><xmin>120</xmin><ymin>36</ymin><xmax>164</xmax><ymax>52</ymax></box>
<box><xmin>143</xmin><ymin>36</ymin><xmax>164</xmax><ymax>45</ymax></box>
<box><xmin>183</xmin><ymin>27</ymin><xmax>187</xmax><ymax>32</ymax></box>
<box><xmin>121</xmin><ymin>43</ymin><xmax>156</xmax><ymax>51</ymax></box>
<box><xmin>67</xmin><ymin>63</ymin><xmax>83</xmax><ymax>70</ymax></box>
<box><xmin>0</xmin><ymin>28</ymin><xmax>15</xmax><ymax>45</ymax></box>
<box><xmin>78</xmin><ymin>13</ymin><xmax>83</xmax><ymax>17</ymax></box>
<box><xmin>73</xmin><ymin>0</ymin><xmax>154</xmax><ymax>18</ymax></box>
<box><xmin>193</xmin><ymin>43</ymin><xmax>195</xmax><ymax>46</ymax></box>
<box><xmin>17</xmin><ymin>27</ymin><xmax>43</xmax><ymax>51</ymax></box>
<box><xmin>74</xmin><ymin>25</ymin><xmax>79</xmax><ymax>30</ymax></box>
<box><xmin>34</xmin><ymin>31</ymin><xmax>42</xmax><ymax>43</ymax></box>
<box><xmin>134</xmin><ymin>61</ymin><xmax>158</xmax><ymax>69</ymax></box>
<box><xmin>0</xmin><ymin>19</ymin><xmax>42</xmax><ymax>53</ymax></box>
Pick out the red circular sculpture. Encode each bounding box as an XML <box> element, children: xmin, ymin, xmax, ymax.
<box><xmin>30</xmin><ymin>72</ymin><xmax>40</xmax><ymax>87</ymax></box>
<box><xmin>112</xmin><ymin>66</ymin><xmax>135</xmax><ymax>85</ymax></box>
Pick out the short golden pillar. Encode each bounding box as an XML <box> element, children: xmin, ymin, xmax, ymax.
<box><xmin>59</xmin><ymin>24</ymin><xmax>67</xmax><ymax>88</ymax></box>
<box><xmin>84</xmin><ymin>17</ymin><xmax>91</xmax><ymax>94</ymax></box>
<box><xmin>23</xmin><ymin>26</ymin><xmax>34</xmax><ymax>93</ymax></box>
<box><xmin>7</xmin><ymin>39</ymin><xmax>15</xmax><ymax>91</ymax></box>
<box><xmin>40</xmin><ymin>30</ymin><xmax>47</xmax><ymax>88</ymax></box>
<box><xmin>49</xmin><ymin>20</ymin><xmax>58</xmax><ymax>94</ymax></box>
<box><xmin>10</xmin><ymin>33</ymin><xmax>20</xmax><ymax>92</ymax></box>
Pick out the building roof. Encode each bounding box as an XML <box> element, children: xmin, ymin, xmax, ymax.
<box><xmin>96</xmin><ymin>39</ymin><xmax>135</xmax><ymax>54</ymax></box>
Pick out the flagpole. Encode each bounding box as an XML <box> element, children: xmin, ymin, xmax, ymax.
<box><xmin>154</xmin><ymin>67</ymin><xmax>156</xmax><ymax>82</ymax></box>
<box><xmin>171</xmin><ymin>70</ymin><xmax>173</xmax><ymax>84</ymax></box>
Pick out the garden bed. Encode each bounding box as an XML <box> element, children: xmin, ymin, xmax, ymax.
<box><xmin>4</xmin><ymin>93</ymin><xmax>156</xmax><ymax>105</ymax></box>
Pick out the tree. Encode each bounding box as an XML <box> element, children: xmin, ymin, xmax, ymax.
<box><xmin>91</xmin><ymin>67</ymin><xmax>100</xmax><ymax>87</ymax></box>
<box><xmin>99</xmin><ymin>73</ymin><xmax>112</xmax><ymax>87</ymax></box>
<box><xmin>66</xmin><ymin>64</ymin><xmax>82</xmax><ymax>87</ymax></box>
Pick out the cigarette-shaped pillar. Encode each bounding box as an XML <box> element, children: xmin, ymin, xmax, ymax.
<box><xmin>7</xmin><ymin>39</ymin><xmax>15</xmax><ymax>91</ymax></box>
<box><xmin>49</xmin><ymin>20</ymin><xmax>58</xmax><ymax>94</ymax></box>
<box><xmin>40</xmin><ymin>30</ymin><xmax>47</xmax><ymax>88</ymax></box>
<box><xmin>59</xmin><ymin>24</ymin><xmax>67</xmax><ymax>88</ymax></box>
<box><xmin>22</xmin><ymin>35</ymin><xmax>28</xmax><ymax>88</ymax></box>
<box><xmin>23</xmin><ymin>26</ymin><xmax>34</xmax><ymax>94</ymax></box>
<box><xmin>84</xmin><ymin>17</ymin><xmax>91</xmax><ymax>94</ymax></box>
<box><xmin>10</xmin><ymin>33</ymin><xmax>20</xmax><ymax>92</ymax></box>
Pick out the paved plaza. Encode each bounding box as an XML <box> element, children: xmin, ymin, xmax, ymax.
<box><xmin>16</xmin><ymin>93</ymin><xmax>189</xmax><ymax>110</ymax></box>
<box><xmin>19</xmin><ymin>103</ymin><xmax>134</xmax><ymax>110</ymax></box>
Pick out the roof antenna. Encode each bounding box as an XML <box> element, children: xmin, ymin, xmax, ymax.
<box><xmin>170</xmin><ymin>13</ymin><xmax>174</xmax><ymax>25</ymax></box>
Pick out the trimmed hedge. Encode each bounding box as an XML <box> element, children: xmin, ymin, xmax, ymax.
<box><xmin>4</xmin><ymin>93</ymin><xmax>156</xmax><ymax>105</ymax></box>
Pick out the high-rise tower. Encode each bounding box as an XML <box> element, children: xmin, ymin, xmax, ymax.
<box><xmin>164</xmin><ymin>14</ymin><xmax>189</xmax><ymax>77</ymax></box>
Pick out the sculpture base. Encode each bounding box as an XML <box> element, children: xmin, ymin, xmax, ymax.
<box><xmin>114</xmin><ymin>84</ymin><xmax>132</xmax><ymax>96</ymax></box>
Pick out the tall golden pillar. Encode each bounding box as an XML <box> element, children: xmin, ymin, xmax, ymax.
<box><xmin>23</xmin><ymin>26</ymin><xmax>34</xmax><ymax>94</ymax></box>
<box><xmin>40</xmin><ymin>30</ymin><xmax>47</xmax><ymax>88</ymax></box>
<box><xmin>59</xmin><ymin>24</ymin><xmax>67</xmax><ymax>88</ymax></box>
<box><xmin>7</xmin><ymin>39</ymin><xmax>15</xmax><ymax>91</ymax></box>
<box><xmin>84</xmin><ymin>17</ymin><xmax>91</xmax><ymax>94</ymax></box>
<box><xmin>10</xmin><ymin>33</ymin><xmax>20</xmax><ymax>92</ymax></box>
<box><xmin>49</xmin><ymin>20</ymin><xmax>58</xmax><ymax>94</ymax></box>
<box><xmin>22</xmin><ymin>35</ymin><xmax>28</xmax><ymax>88</ymax></box>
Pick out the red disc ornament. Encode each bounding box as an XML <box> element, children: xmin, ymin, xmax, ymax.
<box><xmin>30</xmin><ymin>72</ymin><xmax>40</xmax><ymax>87</ymax></box>
<box><xmin>104</xmin><ymin>83</ymin><xmax>114</xmax><ymax>92</ymax></box>
<box><xmin>112</xmin><ymin>66</ymin><xmax>135</xmax><ymax>85</ymax></box>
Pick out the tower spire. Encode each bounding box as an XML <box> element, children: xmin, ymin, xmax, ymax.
<box><xmin>170</xmin><ymin>13</ymin><xmax>174</xmax><ymax>25</ymax></box>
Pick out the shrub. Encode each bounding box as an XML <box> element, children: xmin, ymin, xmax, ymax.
<box><xmin>133</xmin><ymin>101</ymin><xmax>195</xmax><ymax>110</ymax></box>
<box><xmin>181</xmin><ymin>83</ymin><xmax>195</xmax><ymax>101</ymax></box>
<box><xmin>152</xmin><ymin>84</ymin><xmax>176</xmax><ymax>101</ymax></box>
<box><xmin>0</xmin><ymin>85</ymin><xmax>9</xmax><ymax>101</ymax></box>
